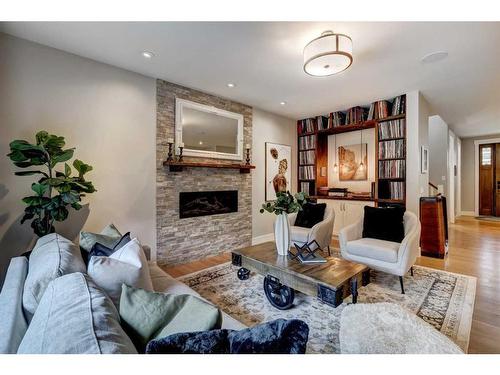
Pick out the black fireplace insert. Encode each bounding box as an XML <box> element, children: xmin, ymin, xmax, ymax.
<box><xmin>179</xmin><ymin>190</ymin><xmax>238</xmax><ymax>219</ymax></box>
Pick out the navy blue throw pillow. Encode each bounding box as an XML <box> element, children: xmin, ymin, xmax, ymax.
<box><xmin>88</xmin><ymin>232</ymin><xmax>131</xmax><ymax>259</ymax></box>
<box><xmin>145</xmin><ymin>319</ymin><xmax>309</xmax><ymax>354</ymax></box>
<box><xmin>294</xmin><ymin>202</ymin><xmax>326</xmax><ymax>228</ymax></box>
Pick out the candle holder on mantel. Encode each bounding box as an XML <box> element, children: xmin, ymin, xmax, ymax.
<box><xmin>245</xmin><ymin>147</ymin><xmax>251</xmax><ymax>165</ymax></box>
<box><xmin>166</xmin><ymin>142</ymin><xmax>174</xmax><ymax>162</ymax></box>
<box><xmin>178</xmin><ymin>146</ymin><xmax>184</xmax><ymax>162</ymax></box>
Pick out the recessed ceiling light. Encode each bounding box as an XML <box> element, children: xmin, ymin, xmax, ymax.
<box><xmin>421</xmin><ymin>51</ymin><xmax>448</xmax><ymax>64</ymax></box>
<box><xmin>280</xmin><ymin>101</ymin><xmax>286</xmax><ymax>106</ymax></box>
<box><xmin>227</xmin><ymin>83</ymin><xmax>235</xmax><ymax>88</ymax></box>
<box><xmin>199</xmin><ymin>141</ymin><xmax>203</xmax><ymax>145</ymax></box>
<box><xmin>141</xmin><ymin>51</ymin><xmax>154</xmax><ymax>59</ymax></box>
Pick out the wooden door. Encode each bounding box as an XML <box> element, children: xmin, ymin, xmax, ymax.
<box><xmin>496</xmin><ymin>145</ymin><xmax>500</xmax><ymax>216</ymax></box>
<box><xmin>479</xmin><ymin>144</ymin><xmax>495</xmax><ymax>216</ymax></box>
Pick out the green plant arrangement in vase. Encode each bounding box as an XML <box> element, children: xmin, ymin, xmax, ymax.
<box><xmin>260</xmin><ymin>191</ymin><xmax>307</xmax><ymax>255</ymax></box>
<box><xmin>7</xmin><ymin>130</ymin><xmax>96</xmax><ymax>237</ymax></box>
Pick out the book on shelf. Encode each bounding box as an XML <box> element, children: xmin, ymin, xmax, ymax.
<box><xmin>378</xmin><ymin>139</ymin><xmax>405</xmax><ymax>159</ymax></box>
<box><xmin>379</xmin><ymin>160</ymin><xmax>406</xmax><ymax>179</ymax></box>
<box><xmin>299</xmin><ymin>165</ymin><xmax>315</xmax><ymax>180</ymax></box>
<box><xmin>368</xmin><ymin>100</ymin><xmax>391</xmax><ymax>120</ymax></box>
<box><xmin>298</xmin><ymin>118</ymin><xmax>316</xmax><ymax>134</ymax></box>
<box><xmin>391</xmin><ymin>95</ymin><xmax>406</xmax><ymax>116</ymax></box>
<box><xmin>345</xmin><ymin>106</ymin><xmax>366</xmax><ymax>125</ymax></box>
<box><xmin>299</xmin><ymin>150</ymin><xmax>316</xmax><ymax>165</ymax></box>
<box><xmin>330</xmin><ymin>111</ymin><xmax>345</xmax><ymax>128</ymax></box>
<box><xmin>300</xmin><ymin>182</ymin><xmax>311</xmax><ymax>195</ymax></box>
<box><xmin>388</xmin><ymin>181</ymin><xmax>405</xmax><ymax>200</ymax></box>
<box><xmin>378</xmin><ymin>119</ymin><xmax>405</xmax><ymax>140</ymax></box>
<box><xmin>316</xmin><ymin>116</ymin><xmax>329</xmax><ymax>131</ymax></box>
<box><xmin>298</xmin><ymin>135</ymin><xmax>316</xmax><ymax>150</ymax></box>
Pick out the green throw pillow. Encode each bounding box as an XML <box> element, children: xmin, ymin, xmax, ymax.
<box><xmin>79</xmin><ymin>223</ymin><xmax>122</xmax><ymax>252</ymax></box>
<box><xmin>119</xmin><ymin>285</ymin><xmax>222</xmax><ymax>352</ymax></box>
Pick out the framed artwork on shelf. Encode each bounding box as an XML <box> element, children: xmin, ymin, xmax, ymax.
<box><xmin>339</xmin><ymin>143</ymin><xmax>368</xmax><ymax>181</ymax></box>
<box><xmin>421</xmin><ymin>146</ymin><xmax>429</xmax><ymax>174</ymax></box>
<box><xmin>265</xmin><ymin>142</ymin><xmax>292</xmax><ymax>201</ymax></box>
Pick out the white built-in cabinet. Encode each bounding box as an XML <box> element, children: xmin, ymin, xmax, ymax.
<box><xmin>317</xmin><ymin>199</ymin><xmax>375</xmax><ymax>235</ymax></box>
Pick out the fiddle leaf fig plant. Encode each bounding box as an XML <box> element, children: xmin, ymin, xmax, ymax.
<box><xmin>7</xmin><ymin>130</ymin><xmax>96</xmax><ymax>237</ymax></box>
<box><xmin>260</xmin><ymin>191</ymin><xmax>308</xmax><ymax>216</ymax></box>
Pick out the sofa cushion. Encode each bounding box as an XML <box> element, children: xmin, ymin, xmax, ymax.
<box><xmin>119</xmin><ymin>285</ymin><xmax>222</xmax><ymax>352</ymax></box>
<box><xmin>290</xmin><ymin>226</ymin><xmax>310</xmax><ymax>244</ymax></box>
<box><xmin>79</xmin><ymin>223</ymin><xmax>122</xmax><ymax>253</ymax></box>
<box><xmin>23</xmin><ymin>233</ymin><xmax>86</xmax><ymax>320</ymax></box>
<box><xmin>148</xmin><ymin>263</ymin><xmax>246</xmax><ymax>330</ymax></box>
<box><xmin>145</xmin><ymin>319</ymin><xmax>309</xmax><ymax>354</ymax></box>
<box><xmin>87</xmin><ymin>237</ymin><xmax>153</xmax><ymax>307</ymax></box>
<box><xmin>362</xmin><ymin>206</ymin><xmax>405</xmax><ymax>243</ymax></box>
<box><xmin>346</xmin><ymin>237</ymin><xmax>400</xmax><ymax>263</ymax></box>
<box><xmin>294</xmin><ymin>202</ymin><xmax>326</xmax><ymax>228</ymax></box>
<box><xmin>0</xmin><ymin>257</ymin><xmax>29</xmax><ymax>354</ymax></box>
<box><xmin>18</xmin><ymin>272</ymin><xmax>137</xmax><ymax>354</ymax></box>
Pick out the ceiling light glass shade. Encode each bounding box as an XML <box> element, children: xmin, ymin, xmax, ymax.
<box><xmin>303</xmin><ymin>31</ymin><xmax>353</xmax><ymax>76</ymax></box>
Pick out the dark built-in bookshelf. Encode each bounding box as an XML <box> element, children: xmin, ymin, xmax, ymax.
<box><xmin>297</xmin><ymin>94</ymin><xmax>406</xmax><ymax>207</ymax></box>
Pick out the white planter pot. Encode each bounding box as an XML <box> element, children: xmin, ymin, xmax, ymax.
<box><xmin>274</xmin><ymin>213</ymin><xmax>291</xmax><ymax>256</ymax></box>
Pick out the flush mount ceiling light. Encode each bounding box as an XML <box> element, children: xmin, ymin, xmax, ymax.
<box><xmin>141</xmin><ymin>51</ymin><xmax>154</xmax><ymax>59</ymax></box>
<box><xmin>280</xmin><ymin>101</ymin><xmax>286</xmax><ymax>106</ymax></box>
<box><xmin>303</xmin><ymin>30</ymin><xmax>353</xmax><ymax>77</ymax></box>
<box><xmin>421</xmin><ymin>51</ymin><xmax>448</xmax><ymax>64</ymax></box>
<box><xmin>227</xmin><ymin>83</ymin><xmax>236</xmax><ymax>88</ymax></box>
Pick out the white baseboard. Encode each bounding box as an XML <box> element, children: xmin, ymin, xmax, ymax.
<box><xmin>252</xmin><ymin>233</ymin><xmax>274</xmax><ymax>245</ymax></box>
<box><xmin>459</xmin><ymin>211</ymin><xmax>475</xmax><ymax>217</ymax></box>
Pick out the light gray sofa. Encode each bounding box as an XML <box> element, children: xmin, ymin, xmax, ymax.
<box><xmin>0</xmin><ymin>234</ymin><xmax>245</xmax><ymax>354</ymax></box>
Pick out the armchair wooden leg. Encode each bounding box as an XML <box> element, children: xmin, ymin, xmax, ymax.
<box><xmin>410</xmin><ymin>266</ymin><xmax>414</xmax><ymax>277</ymax></box>
<box><xmin>399</xmin><ymin>276</ymin><xmax>405</xmax><ymax>294</ymax></box>
<box><xmin>327</xmin><ymin>246</ymin><xmax>331</xmax><ymax>257</ymax></box>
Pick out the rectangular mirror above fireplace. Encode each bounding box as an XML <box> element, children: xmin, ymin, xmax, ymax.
<box><xmin>175</xmin><ymin>98</ymin><xmax>244</xmax><ymax>161</ymax></box>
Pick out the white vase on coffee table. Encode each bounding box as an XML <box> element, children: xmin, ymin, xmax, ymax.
<box><xmin>274</xmin><ymin>212</ymin><xmax>291</xmax><ymax>256</ymax></box>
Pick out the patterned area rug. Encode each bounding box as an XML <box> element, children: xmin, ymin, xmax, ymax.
<box><xmin>178</xmin><ymin>261</ymin><xmax>476</xmax><ymax>353</ymax></box>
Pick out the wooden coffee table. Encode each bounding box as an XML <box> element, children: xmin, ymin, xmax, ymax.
<box><xmin>232</xmin><ymin>242</ymin><xmax>370</xmax><ymax>310</ymax></box>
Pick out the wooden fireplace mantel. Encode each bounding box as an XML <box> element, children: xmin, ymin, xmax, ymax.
<box><xmin>163</xmin><ymin>160</ymin><xmax>256</xmax><ymax>174</ymax></box>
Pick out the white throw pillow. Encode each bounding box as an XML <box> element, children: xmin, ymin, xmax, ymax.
<box><xmin>87</xmin><ymin>238</ymin><xmax>153</xmax><ymax>307</ymax></box>
<box><xmin>23</xmin><ymin>233</ymin><xmax>86</xmax><ymax>321</ymax></box>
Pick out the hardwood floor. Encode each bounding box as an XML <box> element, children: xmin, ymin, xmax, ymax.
<box><xmin>160</xmin><ymin>216</ymin><xmax>500</xmax><ymax>354</ymax></box>
<box><xmin>416</xmin><ymin>216</ymin><xmax>500</xmax><ymax>353</ymax></box>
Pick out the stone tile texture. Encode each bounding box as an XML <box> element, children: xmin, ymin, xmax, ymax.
<box><xmin>156</xmin><ymin>80</ymin><xmax>252</xmax><ymax>265</ymax></box>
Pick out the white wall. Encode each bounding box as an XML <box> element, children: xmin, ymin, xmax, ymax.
<box><xmin>428</xmin><ymin>115</ymin><xmax>449</xmax><ymax>194</ymax></box>
<box><xmin>406</xmin><ymin>90</ymin><xmax>430</xmax><ymax>216</ymax></box>
<box><xmin>327</xmin><ymin>129</ymin><xmax>375</xmax><ymax>192</ymax></box>
<box><xmin>252</xmin><ymin>108</ymin><xmax>296</xmax><ymax>242</ymax></box>
<box><xmin>0</xmin><ymin>34</ymin><xmax>156</xmax><ymax>281</ymax></box>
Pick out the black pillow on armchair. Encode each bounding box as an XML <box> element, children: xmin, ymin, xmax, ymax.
<box><xmin>362</xmin><ymin>206</ymin><xmax>405</xmax><ymax>243</ymax></box>
<box><xmin>294</xmin><ymin>202</ymin><xmax>327</xmax><ymax>228</ymax></box>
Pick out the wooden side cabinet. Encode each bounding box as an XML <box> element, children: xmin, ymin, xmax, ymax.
<box><xmin>420</xmin><ymin>196</ymin><xmax>448</xmax><ymax>258</ymax></box>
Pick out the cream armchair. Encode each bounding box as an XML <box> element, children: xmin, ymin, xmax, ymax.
<box><xmin>339</xmin><ymin>211</ymin><xmax>421</xmax><ymax>294</ymax></box>
<box><xmin>288</xmin><ymin>205</ymin><xmax>335</xmax><ymax>255</ymax></box>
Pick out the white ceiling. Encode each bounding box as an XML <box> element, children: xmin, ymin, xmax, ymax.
<box><xmin>2</xmin><ymin>22</ymin><xmax>500</xmax><ymax>138</ymax></box>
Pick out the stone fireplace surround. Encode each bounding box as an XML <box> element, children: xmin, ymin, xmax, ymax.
<box><xmin>156</xmin><ymin>80</ymin><xmax>252</xmax><ymax>265</ymax></box>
